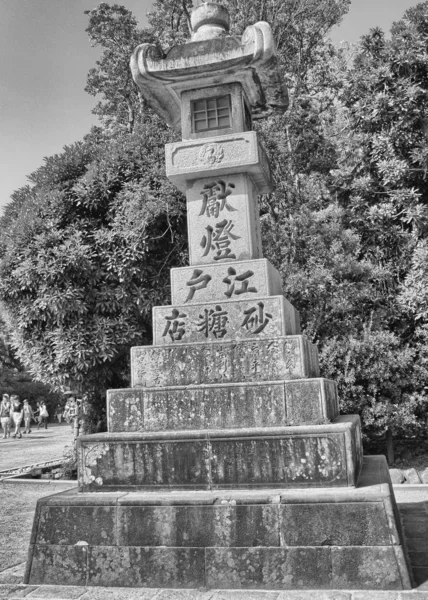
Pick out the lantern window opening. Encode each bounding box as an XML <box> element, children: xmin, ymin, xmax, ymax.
<box><xmin>191</xmin><ymin>94</ymin><xmax>231</xmax><ymax>133</ymax></box>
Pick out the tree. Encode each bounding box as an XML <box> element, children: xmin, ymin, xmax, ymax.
<box><xmin>3</xmin><ymin>0</ymin><xmax>428</xmax><ymax>459</ymax></box>
<box><xmin>0</xmin><ymin>119</ymin><xmax>187</xmax><ymax>401</ymax></box>
<box><xmin>85</xmin><ymin>3</ymin><xmax>152</xmax><ymax>132</ymax></box>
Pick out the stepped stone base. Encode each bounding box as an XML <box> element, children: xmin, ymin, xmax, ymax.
<box><xmin>77</xmin><ymin>416</ymin><xmax>362</xmax><ymax>492</ymax></box>
<box><xmin>131</xmin><ymin>335</ymin><xmax>319</xmax><ymax>388</ymax></box>
<box><xmin>107</xmin><ymin>378</ymin><xmax>339</xmax><ymax>433</ymax></box>
<box><xmin>25</xmin><ymin>456</ymin><xmax>412</xmax><ymax>590</ymax></box>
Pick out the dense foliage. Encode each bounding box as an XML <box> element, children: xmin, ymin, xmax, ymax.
<box><xmin>2</xmin><ymin>0</ymin><xmax>428</xmax><ymax>458</ymax></box>
<box><xmin>0</xmin><ymin>309</ymin><xmax>60</xmax><ymax>413</ymax></box>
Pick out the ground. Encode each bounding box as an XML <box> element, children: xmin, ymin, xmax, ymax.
<box><xmin>0</xmin><ymin>421</ymin><xmax>74</xmax><ymax>472</ymax></box>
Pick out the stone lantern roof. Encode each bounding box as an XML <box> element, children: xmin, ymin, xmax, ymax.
<box><xmin>130</xmin><ymin>2</ymin><xmax>288</xmax><ymax>133</ymax></box>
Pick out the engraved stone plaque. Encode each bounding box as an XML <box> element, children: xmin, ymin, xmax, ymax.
<box><xmin>165</xmin><ymin>131</ymin><xmax>272</xmax><ymax>193</ymax></box>
<box><xmin>170</xmin><ymin>258</ymin><xmax>283</xmax><ymax>305</ymax></box>
<box><xmin>153</xmin><ymin>295</ymin><xmax>300</xmax><ymax>345</ymax></box>
<box><xmin>186</xmin><ymin>173</ymin><xmax>263</xmax><ymax>265</ymax></box>
<box><xmin>131</xmin><ymin>335</ymin><xmax>319</xmax><ymax>388</ymax></box>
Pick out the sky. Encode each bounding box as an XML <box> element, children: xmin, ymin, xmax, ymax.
<box><xmin>0</xmin><ymin>0</ymin><xmax>423</xmax><ymax>215</ymax></box>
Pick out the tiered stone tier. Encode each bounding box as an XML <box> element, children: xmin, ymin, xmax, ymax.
<box><xmin>25</xmin><ymin>3</ymin><xmax>413</xmax><ymax>590</ymax></box>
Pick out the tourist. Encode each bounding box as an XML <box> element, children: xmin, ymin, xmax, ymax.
<box><xmin>73</xmin><ymin>399</ymin><xmax>85</xmax><ymax>439</ymax></box>
<box><xmin>0</xmin><ymin>394</ymin><xmax>11</xmax><ymax>439</ymax></box>
<box><xmin>37</xmin><ymin>401</ymin><xmax>49</xmax><ymax>430</ymax></box>
<box><xmin>55</xmin><ymin>404</ymin><xmax>63</xmax><ymax>424</ymax></box>
<box><xmin>10</xmin><ymin>394</ymin><xmax>23</xmax><ymax>439</ymax></box>
<box><xmin>22</xmin><ymin>399</ymin><xmax>34</xmax><ymax>434</ymax></box>
<box><xmin>65</xmin><ymin>397</ymin><xmax>77</xmax><ymax>431</ymax></box>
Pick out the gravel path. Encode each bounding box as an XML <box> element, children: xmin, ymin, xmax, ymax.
<box><xmin>0</xmin><ymin>422</ymin><xmax>74</xmax><ymax>472</ymax></box>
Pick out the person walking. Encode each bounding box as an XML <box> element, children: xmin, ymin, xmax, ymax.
<box><xmin>22</xmin><ymin>399</ymin><xmax>34</xmax><ymax>434</ymax></box>
<box><xmin>10</xmin><ymin>394</ymin><xmax>23</xmax><ymax>439</ymax></box>
<box><xmin>37</xmin><ymin>401</ymin><xmax>49</xmax><ymax>430</ymax></box>
<box><xmin>0</xmin><ymin>394</ymin><xmax>11</xmax><ymax>439</ymax></box>
<box><xmin>55</xmin><ymin>404</ymin><xmax>63</xmax><ymax>424</ymax></box>
<box><xmin>66</xmin><ymin>397</ymin><xmax>77</xmax><ymax>432</ymax></box>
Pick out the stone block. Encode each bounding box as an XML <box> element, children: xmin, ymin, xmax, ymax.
<box><xmin>404</xmin><ymin>468</ymin><xmax>421</xmax><ymax>484</ymax></box>
<box><xmin>205</xmin><ymin>547</ymin><xmax>331</xmax><ymax>589</ymax></box>
<box><xmin>389</xmin><ymin>468</ymin><xmax>405</xmax><ymax>484</ymax></box>
<box><xmin>27</xmin><ymin>545</ymin><xmax>88</xmax><ymax>586</ymax></box>
<box><xmin>36</xmin><ymin>505</ymin><xmax>117</xmax><ymax>546</ymax></box>
<box><xmin>23</xmin><ymin>585</ymin><xmax>87</xmax><ymax>599</ymax></box>
<box><xmin>165</xmin><ymin>132</ymin><xmax>272</xmax><ymax>194</ymax></box>
<box><xmin>170</xmin><ymin>258</ymin><xmax>282</xmax><ymax>305</ymax></box>
<box><xmin>87</xmin><ymin>547</ymin><xmax>205</xmax><ymax>588</ymax></box>
<box><xmin>331</xmin><ymin>546</ymin><xmax>408</xmax><ymax>589</ymax></box>
<box><xmin>283</xmin><ymin>378</ymin><xmax>338</xmax><ymax>425</ymax></box>
<box><xmin>186</xmin><ymin>173</ymin><xmax>263</xmax><ymax>265</ymax></box>
<box><xmin>80</xmin><ymin>588</ymin><xmax>160</xmax><ymax>599</ymax></box>
<box><xmin>117</xmin><ymin>504</ymin><xmax>279</xmax><ymax>547</ymax></box>
<box><xmin>212</xmin><ymin>593</ymin><xmax>280</xmax><ymax>600</ymax></box>
<box><xmin>153</xmin><ymin>295</ymin><xmax>300</xmax><ymax>346</ymax></box>
<box><xmin>107</xmin><ymin>378</ymin><xmax>339</xmax><ymax>433</ymax></box>
<box><xmin>131</xmin><ymin>335</ymin><xmax>319</xmax><ymax>388</ymax></box>
<box><xmin>78</xmin><ymin>417</ymin><xmax>361</xmax><ymax>492</ymax></box>
<box><xmin>420</xmin><ymin>467</ymin><xmax>428</xmax><ymax>484</ymax></box>
<box><xmin>280</xmin><ymin>502</ymin><xmax>392</xmax><ymax>546</ymax></box>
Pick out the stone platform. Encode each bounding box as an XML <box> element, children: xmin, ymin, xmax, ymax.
<box><xmin>107</xmin><ymin>377</ymin><xmax>339</xmax><ymax>433</ymax></box>
<box><xmin>131</xmin><ymin>335</ymin><xmax>319</xmax><ymax>388</ymax></box>
<box><xmin>24</xmin><ymin>456</ymin><xmax>412</xmax><ymax>590</ymax></box>
<box><xmin>77</xmin><ymin>416</ymin><xmax>362</xmax><ymax>492</ymax></box>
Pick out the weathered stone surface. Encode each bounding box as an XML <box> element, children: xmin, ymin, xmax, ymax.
<box><xmin>132</xmin><ymin>17</ymin><xmax>288</xmax><ymax>135</ymax></box>
<box><xmin>205</xmin><ymin>547</ymin><xmax>331</xmax><ymax>589</ymax></box>
<box><xmin>166</xmin><ymin>133</ymin><xmax>272</xmax><ymax>194</ymax></box>
<box><xmin>24</xmin><ymin>458</ymin><xmax>413</xmax><ymax>589</ymax></box>
<box><xmin>107</xmin><ymin>378</ymin><xmax>338</xmax><ymax>433</ymax></box>
<box><xmin>352</xmin><ymin>592</ymin><xmax>399</xmax><ymax>600</ymax></box>
<box><xmin>153</xmin><ymin>295</ymin><xmax>300</xmax><ymax>346</ymax></box>
<box><xmin>331</xmin><ymin>546</ymin><xmax>406</xmax><ymax>589</ymax></box>
<box><xmin>24</xmin><ymin>585</ymin><xmax>88</xmax><ymax>598</ymax></box>
<box><xmin>389</xmin><ymin>469</ymin><xmax>405</xmax><ymax>484</ymax></box>
<box><xmin>80</xmin><ymin>587</ymin><xmax>160</xmax><ymax>599</ymax></box>
<box><xmin>212</xmin><ymin>593</ymin><xmax>280</xmax><ymax>600</ymax></box>
<box><xmin>87</xmin><ymin>547</ymin><xmax>205</xmax><ymax>588</ymax></box>
<box><xmin>117</xmin><ymin>504</ymin><xmax>279</xmax><ymax>547</ymax></box>
<box><xmin>185</xmin><ymin>173</ymin><xmax>263</xmax><ymax>265</ymax></box>
<box><xmin>170</xmin><ymin>258</ymin><xmax>282</xmax><ymax>305</ymax></box>
<box><xmin>27</xmin><ymin>545</ymin><xmax>88</xmax><ymax>586</ymax></box>
<box><xmin>36</xmin><ymin>506</ymin><xmax>116</xmax><ymax>546</ymax></box>
<box><xmin>276</xmin><ymin>594</ymin><xmax>351</xmax><ymax>600</ymax></box>
<box><xmin>284</xmin><ymin>379</ymin><xmax>338</xmax><ymax>425</ymax></box>
<box><xmin>78</xmin><ymin>417</ymin><xmax>361</xmax><ymax>492</ymax></box>
<box><xmin>404</xmin><ymin>468</ymin><xmax>421</xmax><ymax>484</ymax></box>
<box><xmin>280</xmin><ymin>502</ymin><xmax>391</xmax><ymax>546</ymax></box>
<box><xmin>131</xmin><ymin>335</ymin><xmax>319</xmax><ymax>388</ymax></box>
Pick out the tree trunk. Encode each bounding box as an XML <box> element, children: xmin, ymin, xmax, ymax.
<box><xmin>386</xmin><ymin>429</ymin><xmax>394</xmax><ymax>465</ymax></box>
<box><xmin>126</xmin><ymin>99</ymin><xmax>135</xmax><ymax>134</ymax></box>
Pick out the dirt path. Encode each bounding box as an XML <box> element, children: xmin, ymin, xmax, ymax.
<box><xmin>0</xmin><ymin>422</ymin><xmax>74</xmax><ymax>471</ymax></box>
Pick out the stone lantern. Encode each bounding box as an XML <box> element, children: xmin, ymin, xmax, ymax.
<box><xmin>25</xmin><ymin>3</ymin><xmax>413</xmax><ymax>591</ymax></box>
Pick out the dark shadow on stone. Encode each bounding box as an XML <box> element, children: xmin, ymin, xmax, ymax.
<box><xmin>398</xmin><ymin>500</ymin><xmax>428</xmax><ymax>588</ymax></box>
